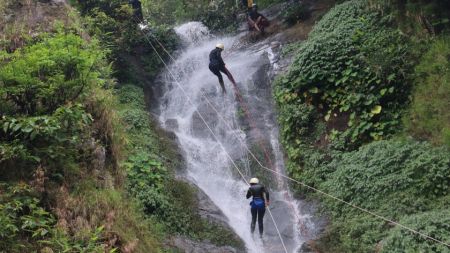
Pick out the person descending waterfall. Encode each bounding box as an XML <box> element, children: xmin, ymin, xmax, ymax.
<box><xmin>246</xmin><ymin>177</ymin><xmax>270</xmax><ymax>238</ymax></box>
<box><xmin>208</xmin><ymin>43</ymin><xmax>236</xmax><ymax>94</ymax></box>
<box><xmin>247</xmin><ymin>4</ymin><xmax>270</xmax><ymax>33</ymax></box>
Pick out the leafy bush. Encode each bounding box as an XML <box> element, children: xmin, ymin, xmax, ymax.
<box><xmin>0</xmin><ymin>32</ymin><xmax>104</xmax><ymax>116</ymax></box>
<box><xmin>74</xmin><ymin>0</ymin><xmax>179</xmax><ymax>82</ymax></box>
<box><xmin>382</xmin><ymin>209</ymin><xmax>450</xmax><ymax>252</ymax></box>
<box><xmin>1</xmin><ymin>105</ymin><xmax>92</xmax><ymax>168</ymax></box>
<box><xmin>405</xmin><ymin>36</ymin><xmax>450</xmax><ymax>147</ymax></box>
<box><xmin>377</xmin><ymin>0</ymin><xmax>450</xmax><ymax>35</ymax></box>
<box><xmin>142</xmin><ymin>0</ymin><xmax>239</xmax><ymax>32</ymax></box>
<box><xmin>282</xmin><ymin>2</ymin><xmax>311</xmax><ymax>26</ymax></box>
<box><xmin>275</xmin><ymin>2</ymin><xmax>450</xmax><ymax>251</ymax></box>
<box><xmin>0</xmin><ymin>183</ymin><xmax>106</xmax><ymax>253</ymax></box>
<box><xmin>299</xmin><ymin>139</ymin><xmax>450</xmax><ymax>252</ymax></box>
<box><xmin>275</xmin><ymin>0</ymin><xmax>414</xmax><ymax>150</ymax></box>
<box><xmin>320</xmin><ymin>140</ymin><xmax>449</xmax><ymax>212</ymax></box>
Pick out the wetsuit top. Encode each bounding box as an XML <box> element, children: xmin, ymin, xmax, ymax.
<box><xmin>246</xmin><ymin>184</ymin><xmax>270</xmax><ymax>201</ymax></box>
<box><xmin>209</xmin><ymin>48</ymin><xmax>225</xmax><ymax>67</ymax></box>
<box><xmin>248</xmin><ymin>9</ymin><xmax>262</xmax><ymax>21</ymax></box>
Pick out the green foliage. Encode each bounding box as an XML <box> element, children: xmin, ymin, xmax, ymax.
<box><xmin>405</xmin><ymin>36</ymin><xmax>450</xmax><ymax>147</ymax></box>
<box><xmin>1</xmin><ymin>104</ymin><xmax>92</xmax><ymax>168</ymax></box>
<box><xmin>126</xmin><ymin>152</ymin><xmax>167</xmax><ymax>194</ymax></box>
<box><xmin>0</xmin><ymin>30</ymin><xmax>114</xmax><ymax>177</ymax></box>
<box><xmin>281</xmin><ymin>2</ymin><xmax>310</xmax><ymax>26</ymax></box>
<box><xmin>296</xmin><ymin>140</ymin><xmax>450</xmax><ymax>252</ymax></box>
<box><xmin>142</xmin><ymin>0</ymin><xmax>239</xmax><ymax>31</ymax></box>
<box><xmin>254</xmin><ymin>0</ymin><xmax>283</xmax><ymax>9</ymax></box>
<box><xmin>275</xmin><ymin>0</ymin><xmax>414</xmax><ymax>150</ymax></box>
<box><xmin>382</xmin><ymin>209</ymin><xmax>450</xmax><ymax>252</ymax></box>
<box><xmin>72</xmin><ymin>188</ymin><xmax>162</xmax><ymax>253</ymax></box>
<box><xmin>0</xmin><ymin>32</ymin><xmax>104</xmax><ymax>115</ymax></box>
<box><xmin>376</xmin><ymin>0</ymin><xmax>450</xmax><ymax>35</ymax></box>
<box><xmin>275</xmin><ymin>1</ymin><xmax>450</xmax><ymax>251</ymax></box>
<box><xmin>321</xmin><ymin>141</ymin><xmax>449</xmax><ymax>212</ymax></box>
<box><xmin>0</xmin><ymin>183</ymin><xmax>106</xmax><ymax>253</ymax></box>
<box><xmin>74</xmin><ymin>0</ymin><xmax>179</xmax><ymax>82</ymax></box>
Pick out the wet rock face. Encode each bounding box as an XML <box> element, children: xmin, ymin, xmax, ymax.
<box><xmin>170</xmin><ymin>181</ymin><xmax>245</xmax><ymax>252</ymax></box>
<box><xmin>168</xmin><ymin>194</ymin><xmax>246</xmax><ymax>253</ymax></box>
<box><xmin>168</xmin><ymin>236</ymin><xmax>241</xmax><ymax>253</ymax></box>
<box><xmin>190</xmin><ymin>102</ymin><xmax>219</xmax><ymax>138</ymax></box>
<box><xmin>196</xmin><ymin>185</ymin><xmax>230</xmax><ymax>227</ymax></box>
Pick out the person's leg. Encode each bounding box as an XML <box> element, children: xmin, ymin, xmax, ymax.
<box><xmin>258</xmin><ymin>207</ymin><xmax>266</xmax><ymax>236</ymax></box>
<box><xmin>251</xmin><ymin>208</ymin><xmax>257</xmax><ymax>233</ymax></box>
<box><xmin>209</xmin><ymin>65</ymin><xmax>226</xmax><ymax>93</ymax></box>
<box><xmin>256</xmin><ymin>16</ymin><xmax>266</xmax><ymax>33</ymax></box>
<box><xmin>248</xmin><ymin>17</ymin><xmax>260</xmax><ymax>31</ymax></box>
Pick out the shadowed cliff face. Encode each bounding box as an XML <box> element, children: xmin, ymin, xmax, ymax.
<box><xmin>153</xmin><ymin>21</ymin><xmax>320</xmax><ymax>253</ymax></box>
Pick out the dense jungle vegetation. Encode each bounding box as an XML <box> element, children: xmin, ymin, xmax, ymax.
<box><xmin>274</xmin><ymin>0</ymin><xmax>450</xmax><ymax>252</ymax></box>
<box><xmin>1</xmin><ymin>0</ymin><xmax>449</xmax><ymax>252</ymax></box>
<box><xmin>0</xmin><ymin>0</ymin><xmax>244</xmax><ymax>252</ymax></box>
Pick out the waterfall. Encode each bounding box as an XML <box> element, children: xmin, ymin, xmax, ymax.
<box><xmin>157</xmin><ymin>22</ymin><xmax>314</xmax><ymax>252</ymax></box>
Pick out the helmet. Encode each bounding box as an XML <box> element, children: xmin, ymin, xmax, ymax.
<box><xmin>249</xmin><ymin>178</ymin><xmax>259</xmax><ymax>184</ymax></box>
<box><xmin>216</xmin><ymin>43</ymin><xmax>224</xmax><ymax>50</ymax></box>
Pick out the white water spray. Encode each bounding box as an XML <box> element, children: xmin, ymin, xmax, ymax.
<box><xmin>158</xmin><ymin>22</ymin><xmax>313</xmax><ymax>252</ymax></box>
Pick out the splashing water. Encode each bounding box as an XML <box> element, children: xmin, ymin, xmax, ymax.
<box><xmin>157</xmin><ymin>22</ymin><xmax>314</xmax><ymax>252</ymax></box>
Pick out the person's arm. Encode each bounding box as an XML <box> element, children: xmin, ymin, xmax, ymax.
<box><xmin>246</xmin><ymin>189</ymin><xmax>252</xmax><ymax>199</ymax></box>
<box><xmin>218</xmin><ymin>51</ymin><xmax>225</xmax><ymax>66</ymax></box>
<box><xmin>256</xmin><ymin>15</ymin><xmax>263</xmax><ymax>25</ymax></box>
<box><xmin>263</xmin><ymin>186</ymin><xmax>270</xmax><ymax>206</ymax></box>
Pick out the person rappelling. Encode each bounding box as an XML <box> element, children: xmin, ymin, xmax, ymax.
<box><xmin>247</xmin><ymin>3</ymin><xmax>270</xmax><ymax>33</ymax></box>
<box><xmin>209</xmin><ymin>43</ymin><xmax>236</xmax><ymax>94</ymax></box>
<box><xmin>246</xmin><ymin>177</ymin><xmax>270</xmax><ymax>238</ymax></box>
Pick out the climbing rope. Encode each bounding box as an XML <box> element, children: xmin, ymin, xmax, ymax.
<box><xmin>133</xmin><ymin>18</ymin><xmax>290</xmax><ymax>253</ymax></box>
<box><xmin>133</xmin><ymin>18</ymin><xmax>450</xmax><ymax>249</ymax></box>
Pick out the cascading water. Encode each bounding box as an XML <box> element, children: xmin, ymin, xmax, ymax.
<box><xmin>157</xmin><ymin>22</ymin><xmax>315</xmax><ymax>252</ymax></box>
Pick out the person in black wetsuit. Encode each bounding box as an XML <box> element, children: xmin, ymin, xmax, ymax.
<box><xmin>246</xmin><ymin>177</ymin><xmax>270</xmax><ymax>237</ymax></box>
<box><xmin>209</xmin><ymin>43</ymin><xmax>236</xmax><ymax>94</ymax></box>
<box><xmin>128</xmin><ymin>0</ymin><xmax>143</xmax><ymax>20</ymax></box>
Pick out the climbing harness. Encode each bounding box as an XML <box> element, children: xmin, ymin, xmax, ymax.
<box><xmin>132</xmin><ymin>17</ymin><xmax>450</xmax><ymax>250</ymax></box>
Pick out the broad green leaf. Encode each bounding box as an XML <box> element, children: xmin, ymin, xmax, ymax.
<box><xmin>371</xmin><ymin>105</ymin><xmax>382</xmax><ymax>114</ymax></box>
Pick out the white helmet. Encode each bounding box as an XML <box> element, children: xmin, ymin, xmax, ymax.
<box><xmin>216</xmin><ymin>43</ymin><xmax>224</xmax><ymax>50</ymax></box>
<box><xmin>249</xmin><ymin>178</ymin><xmax>259</xmax><ymax>184</ymax></box>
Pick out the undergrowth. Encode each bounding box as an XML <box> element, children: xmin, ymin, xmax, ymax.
<box><xmin>274</xmin><ymin>0</ymin><xmax>450</xmax><ymax>252</ymax></box>
<box><xmin>404</xmin><ymin>36</ymin><xmax>450</xmax><ymax>147</ymax></box>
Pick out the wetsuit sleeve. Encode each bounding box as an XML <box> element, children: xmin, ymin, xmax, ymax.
<box><xmin>246</xmin><ymin>189</ymin><xmax>252</xmax><ymax>199</ymax></box>
<box><xmin>217</xmin><ymin>51</ymin><xmax>225</xmax><ymax>66</ymax></box>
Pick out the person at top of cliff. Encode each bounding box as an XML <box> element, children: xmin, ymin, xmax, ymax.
<box><xmin>247</xmin><ymin>3</ymin><xmax>270</xmax><ymax>33</ymax></box>
<box><xmin>246</xmin><ymin>177</ymin><xmax>270</xmax><ymax>238</ymax></box>
<box><xmin>208</xmin><ymin>43</ymin><xmax>236</xmax><ymax>94</ymax></box>
<box><xmin>241</xmin><ymin>0</ymin><xmax>254</xmax><ymax>10</ymax></box>
<box><xmin>128</xmin><ymin>0</ymin><xmax>143</xmax><ymax>20</ymax></box>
